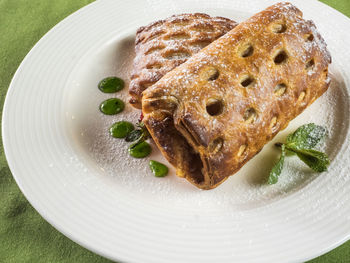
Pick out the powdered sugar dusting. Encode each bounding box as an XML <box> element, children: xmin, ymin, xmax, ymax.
<box><xmin>130</xmin><ymin>13</ymin><xmax>237</xmax><ymax>107</ymax></box>
<box><xmin>67</xmin><ymin>28</ymin><xmax>349</xmax><ymax>211</ymax></box>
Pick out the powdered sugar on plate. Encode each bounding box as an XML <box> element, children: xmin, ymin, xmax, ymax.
<box><xmin>66</xmin><ymin>29</ymin><xmax>349</xmax><ymax>211</ymax></box>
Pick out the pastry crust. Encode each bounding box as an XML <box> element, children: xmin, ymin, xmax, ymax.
<box><xmin>129</xmin><ymin>13</ymin><xmax>237</xmax><ymax>108</ymax></box>
<box><xmin>142</xmin><ymin>2</ymin><xmax>331</xmax><ymax>189</ymax></box>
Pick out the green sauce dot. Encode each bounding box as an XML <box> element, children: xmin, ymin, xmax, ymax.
<box><xmin>149</xmin><ymin>160</ymin><xmax>168</xmax><ymax>177</ymax></box>
<box><xmin>109</xmin><ymin>121</ymin><xmax>134</xmax><ymax>138</ymax></box>
<box><xmin>128</xmin><ymin>141</ymin><xmax>151</xmax><ymax>158</ymax></box>
<box><xmin>100</xmin><ymin>98</ymin><xmax>124</xmax><ymax>115</ymax></box>
<box><xmin>98</xmin><ymin>77</ymin><xmax>124</xmax><ymax>93</ymax></box>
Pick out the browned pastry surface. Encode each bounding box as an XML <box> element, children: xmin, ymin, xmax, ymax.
<box><xmin>129</xmin><ymin>13</ymin><xmax>237</xmax><ymax>108</ymax></box>
<box><xmin>142</xmin><ymin>2</ymin><xmax>331</xmax><ymax>190</ymax></box>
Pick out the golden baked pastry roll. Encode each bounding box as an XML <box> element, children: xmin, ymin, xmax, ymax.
<box><xmin>142</xmin><ymin>2</ymin><xmax>331</xmax><ymax>190</ymax></box>
<box><xmin>129</xmin><ymin>13</ymin><xmax>237</xmax><ymax>108</ymax></box>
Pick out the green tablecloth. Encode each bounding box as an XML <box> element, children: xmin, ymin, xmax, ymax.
<box><xmin>0</xmin><ymin>0</ymin><xmax>349</xmax><ymax>262</ymax></box>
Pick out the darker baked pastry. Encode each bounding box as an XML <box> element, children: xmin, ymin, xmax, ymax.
<box><xmin>129</xmin><ymin>13</ymin><xmax>237</xmax><ymax>108</ymax></box>
<box><xmin>142</xmin><ymin>2</ymin><xmax>331</xmax><ymax>189</ymax></box>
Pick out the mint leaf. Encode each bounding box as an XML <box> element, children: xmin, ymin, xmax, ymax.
<box><xmin>286</xmin><ymin>146</ymin><xmax>330</xmax><ymax>172</ymax></box>
<box><xmin>125</xmin><ymin>121</ymin><xmax>150</xmax><ymax>143</ymax></box>
<box><xmin>286</xmin><ymin>123</ymin><xmax>327</xmax><ymax>149</ymax></box>
<box><xmin>268</xmin><ymin>144</ymin><xmax>286</xmax><ymax>184</ymax></box>
<box><xmin>125</xmin><ymin>129</ymin><xmax>143</xmax><ymax>142</ymax></box>
<box><xmin>275</xmin><ymin>142</ymin><xmax>296</xmax><ymax>156</ymax></box>
<box><xmin>137</xmin><ymin>121</ymin><xmax>150</xmax><ymax>139</ymax></box>
<box><xmin>268</xmin><ymin>123</ymin><xmax>330</xmax><ymax>185</ymax></box>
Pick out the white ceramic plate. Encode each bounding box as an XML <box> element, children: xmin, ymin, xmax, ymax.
<box><xmin>3</xmin><ymin>0</ymin><xmax>350</xmax><ymax>262</ymax></box>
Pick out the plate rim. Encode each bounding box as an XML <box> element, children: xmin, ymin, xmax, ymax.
<box><xmin>3</xmin><ymin>0</ymin><xmax>350</xmax><ymax>262</ymax></box>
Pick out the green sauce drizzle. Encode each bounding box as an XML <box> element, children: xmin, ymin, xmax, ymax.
<box><xmin>128</xmin><ymin>141</ymin><xmax>151</xmax><ymax>158</ymax></box>
<box><xmin>109</xmin><ymin>121</ymin><xmax>134</xmax><ymax>138</ymax></box>
<box><xmin>98</xmin><ymin>77</ymin><xmax>124</xmax><ymax>93</ymax></box>
<box><xmin>149</xmin><ymin>160</ymin><xmax>168</xmax><ymax>177</ymax></box>
<box><xmin>100</xmin><ymin>98</ymin><xmax>124</xmax><ymax>115</ymax></box>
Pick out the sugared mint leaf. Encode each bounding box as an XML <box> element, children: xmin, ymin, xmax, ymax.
<box><xmin>125</xmin><ymin>129</ymin><xmax>143</xmax><ymax>142</ymax></box>
<box><xmin>125</xmin><ymin>122</ymin><xmax>150</xmax><ymax>143</ymax></box>
<box><xmin>286</xmin><ymin>123</ymin><xmax>327</xmax><ymax>150</ymax></box>
<box><xmin>268</xmin><ymin>123</ymin><xmax>330</xmax><ymax>185</ymax></box>
<box><xmin>286</xmin><ymin>146</ymin><xmax>330</xmax><ymax>172</ymax></box>
<box><xmin>268</xmin><ymin>144</ymin><xmax>286</xmax><ymax>184</ymax></box>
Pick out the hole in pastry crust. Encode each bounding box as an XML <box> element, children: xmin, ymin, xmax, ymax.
<box><xmin>306</xmin><ymin>59</ymin><xmax>315</xmax><ymax>70</ymax></box>
<box><xmin>200</xmin><ymin>66</ymin><xmax>220</xmax><ymax>81</ymax></box>
<box><xmin>164</xmin><ymin>51</ymin><xmax>191</xmax><ymax>60</ymax></box>
<box><xmin>239</xmin><ymin>43</ymin><xmax>254</xmax><ymax>58</ymax></box>
<box><xmin>240</xmin><ymin>75</ymin><xmax>255</xmax><ymax>88</ymax></box>
<box><xmin>274</xmin><ymin>50</ymin><xmax>288</xmax><ymax>64</ymax></box>
<box><xmin>243</xmin><ymin>108</ymin><xmax>257</xmax><ymax>124</ymax></box>
<box><xmin>208</xmin><ymin>70</ymin><xmax>219</xmax><ymax>81</ymax></box>
<box><xmin>206</xmin><ymin>98</ymin><xmax>224</xmax><ymax>116</ymax></box>
<box><xmin>271</xmin><ymin>23</ymin><xmax>287</xmax><ymax>33</ymax></box>
<box><xmin>298</xmin><ymin>91</ymin><xmax>306</xmax><ymax>102</ymax></box>
<box><xmin>208</xmin><ymin>137</ymin><xmax>223</xmax><ymax>154</ymax></box>
<box><xmin>237</xmin><ymin>144</ymin><xmax>247</xmax><ymax>157</ymax></box>
<box><xmin>305</xmin><ymin>33</ymin><xmax>314</xmax><ymax>41</ymax></box>
<box><xmin>274</xmin><ymin>83</ymin><xmax>287</xmax><ymax>96</ymax></box>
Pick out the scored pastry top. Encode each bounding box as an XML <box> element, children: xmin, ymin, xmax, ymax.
<box><xmin>129</xmin><ymin>13</ymin><xmax>237</xmax><ymax>108</ymax></box>
<box><xmin>142</xmin><ymin>2</ymin><xmax>331</xmax><ymax>189</ymax></box>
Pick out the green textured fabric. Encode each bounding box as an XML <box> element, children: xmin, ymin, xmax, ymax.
<box><xmin>0</xmin><ymin>1</ymin><xmax>112</xmax><ymax>263</ymax></box>
<box><xmin>0</xmin><ymin>0</ymin><xmax>349</xmax><ymax>262</ymax></box>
